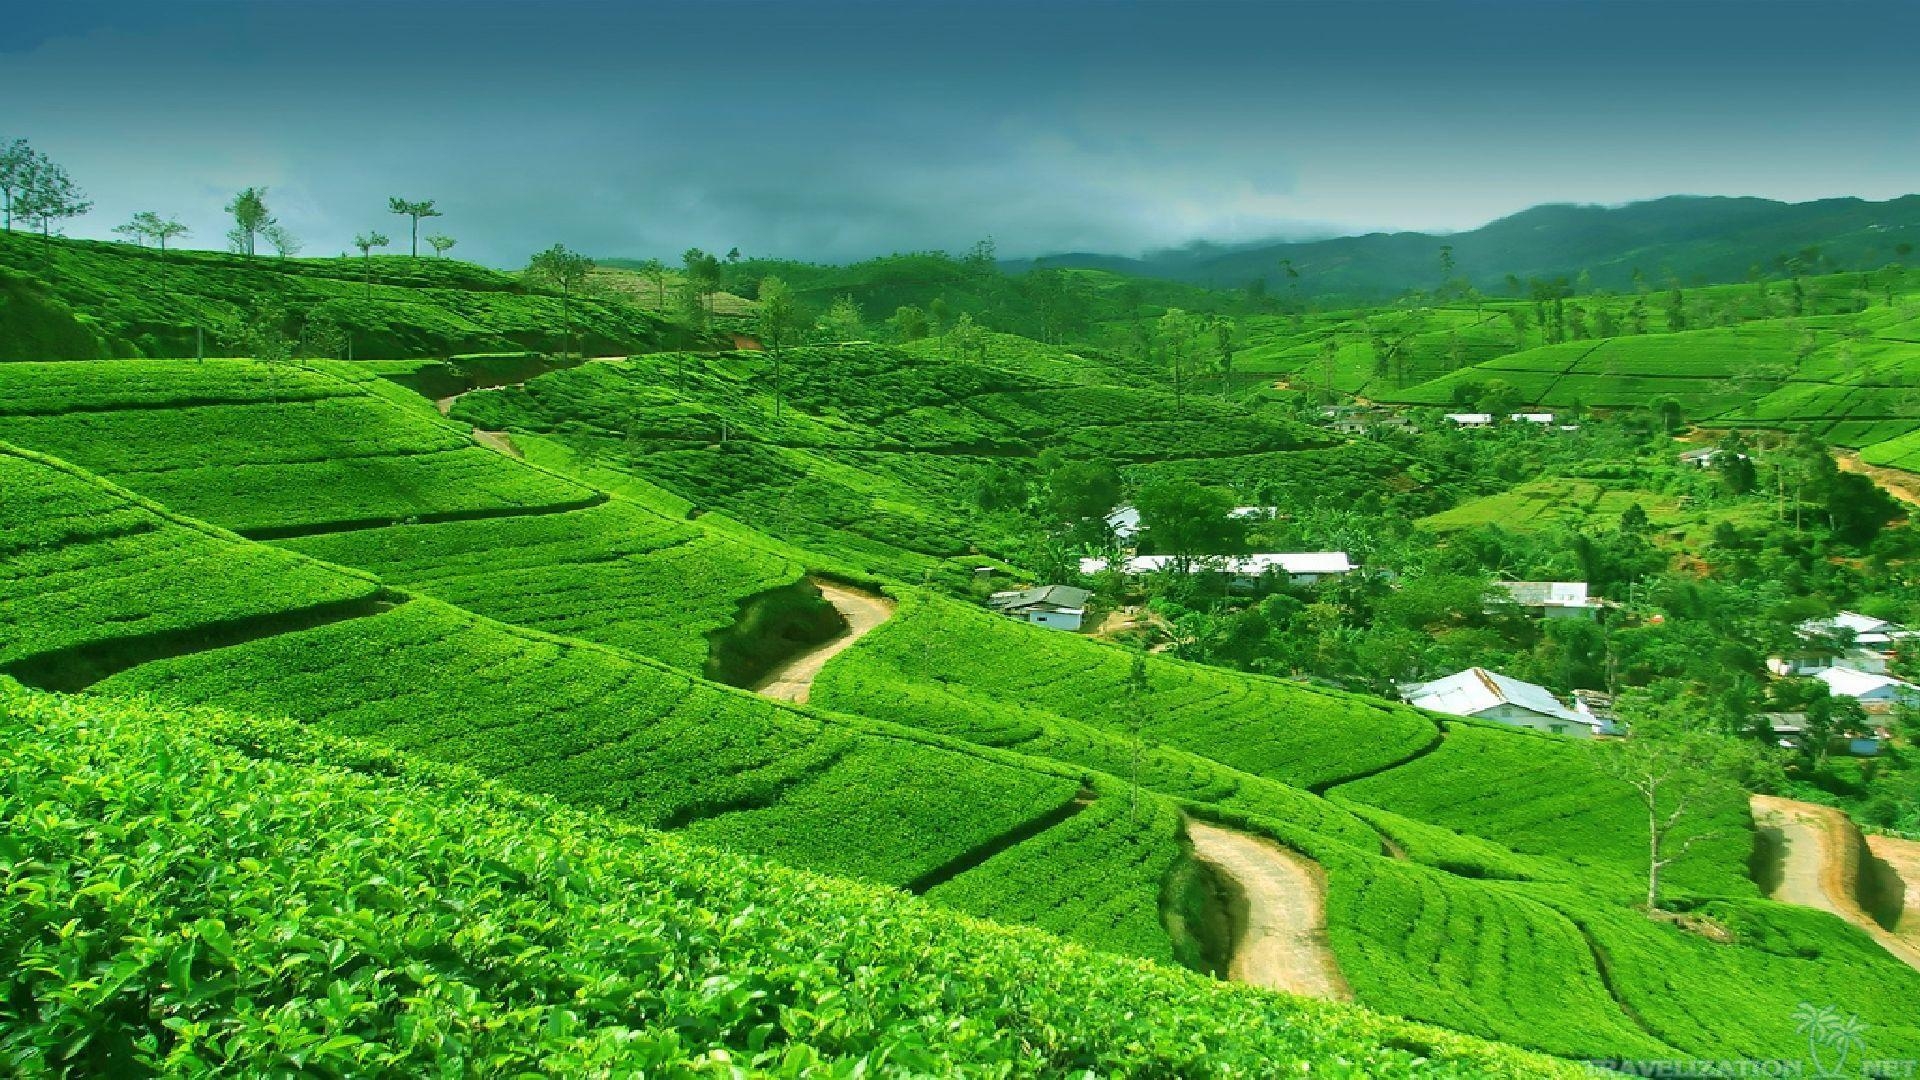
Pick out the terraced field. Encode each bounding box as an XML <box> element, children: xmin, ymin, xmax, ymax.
<box><xmin>0</xmin><ymin>359</ymin><xmax>598</xmax><ymax>537</ymax></box>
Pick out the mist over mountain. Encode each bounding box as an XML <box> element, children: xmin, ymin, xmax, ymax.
<box><xmin>1020</xmin><ymin>194</ymin><xmax>1920</xmax><ymax>301</ymax></box>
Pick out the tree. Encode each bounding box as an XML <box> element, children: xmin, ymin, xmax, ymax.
<box><xmin>225</xmin><ymin>187</ymin><xmax>273</xmax><ymax>257</ymax></box>
<box><xmin>1135</xmin><ymin>481</ymin><xmax>1244</xmax><ymax>573</ymax></box>
<box><xmin>1044</xmin><ymin>459</ymin><xmax>1122</xmax><ymax>525</ymax></box>
<box><xmin>1126</xmin><ymin>648</ymin><xmax>1150</xmax><ymax>823</ymax></box>
<box><xmin>387</xmin><ymin>197</ymin><xmax>442</xmax><ymax>258</ymax></box>
<box><xmin>147</xmin><ymin>213</ymin><xmax>188</xmax><ymax>254</ymax></box>
<box><xmin>1653</xmin><ymin>396</ymin><xmax>1683</xmax><ymax>434</ymax></box>
<box><xmin>1600</xmin><ymin>719</ymin><xmax>1740</xmax><ymax>912</ymax></box>
<box><xmin>0</xmin><ymin>138</ymin><xmax>31</xmax><ymax>231</ymax></box>
<box><xmin>262</xmin><ymin>221</ymin><xmax>302</xmax><ymax>258</ymax></box>
<box><xmin>682</xmin><ymin>248</ymin><xmax>722</xmax><ymax>319</ymax></box>
<box><xmin>15</xmin><ymin>150</ymin><xmax>91</xmax><ymax>240</ymax></box>
<box><xmin>113</xmin><ymin>217</ymin><xmax>149</xmax><ymax>246</ymax></box>
<box><xmin>426</xmin><ymin>234</ymin><xmax>457</xmax><ymax>258</ymax></box>
<box><xmin>636</xmin><ymin>258</ymin><xmax>669</xmax><ymax>309</ymax></box>
<box><xmin>527</xmin><ymin>243</ymin><xmax>594</xmax><ymax>356</ymax></box>
<box><xmin>1664</xmin><ymin>286</ymin><xmax>1688</xmax><ymax>332</ymax></box>
<box><xmin>1157</xmin><ymin>308</ymin><xmax>1200</xmax><ymax>418</ymax></box>
<box><xmin>947</xmin><ymin>311</ymin><xmax>987</xmax><ymax>364</ymax></box>
<box><xmin>1212</xmin><ymin>316</ymin><xmax>1236</xmax><ymax>398</ymax></box>
<box><xmin>820</xmin><ymin>295</ymin><xmax>864</xmax><ymax>341</ymax></box>
<box><xmin>352</xmin><ymin>231</ymin><xmax>390</xmax><ymax>296</ymax></box>
<box><xmin>756</xmin><ymin>276</ymin><xmax>806</xmax><ymax>421</ymax></box>
<box><xmin>887</xmin><ymin>304</ymin><xmax>930</xmax><ymax>342</ymax></box>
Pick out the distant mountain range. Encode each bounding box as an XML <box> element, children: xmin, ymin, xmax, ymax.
<box><xmin>1021</xmin><ymin>195</ymin><xmax>1920</xmax><ymax>300</ymax></box>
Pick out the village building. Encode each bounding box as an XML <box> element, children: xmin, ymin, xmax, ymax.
<box><xmin>1400</xmin><ymin>667</ymin><xmax>1604</xmax><ymax>739</ymax></box>
<box><xmin>1768</xmin><ymin>610</ymin><xmax>1914</xmax><ymax>676</ymax></box>
<box><xmin>1443</xmin><ymin>412</ymin><xmax>1493</xmax><ymax>428</ymax></box>
<box><xmin>1080</xmin><ymin>552</ymin><xmax>1355</xmax><ymax>588</ymax></box>
<box><xmin>987</xmin><ymin>585</ymin><xmax>1092</xmax><ymax>631</ymax></box>
<box><xmin>1813</xmin><ymin>666</ymin><xmax>1920</xmax><ymax>712</ymax></box>
<box><xmin>1757</xmin><ymin>712</ymin><xmax>1887</xmax><ymax>757</ymax></box>
<box><xmin>1571</xmin><ymin>689</ymin><xmax>1623</xmax><ymax>735</ymax></box>
<box><xmin>1509</xmin><ymin>412</ymin><xmax>1555</xmax><ymax>425</ymax></box>
<box><xmin>1104</xmin><ymin>504</ymin><xmax>1278</xmax><ymax>543</ymax></box>
<box><xmin>1491</xmin><ymin>581</ymin><xmax>1601</xmax><ymax>620</ymax></box>
<box><xmin>1678</xmin><ymin>446</ymin><xmax>1748</xmax><ymax>469</ymax></box>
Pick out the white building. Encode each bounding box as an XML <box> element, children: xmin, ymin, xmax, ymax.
<box><xmin>1444</xmin><ymin>413</ymin><xmax>1494</xmax><ymax>428</ymax></box>
<box><xmin>1510</xmin><ymin>412</ymin><xmax>1555</xmax><ymax>425</ymax></box>
<box><xmin>1769</xmin><ymin>611</ymin><xmax>1914</xmax><ymax>676</ymax></box>
<box><xmin>1104</xmin><ymin>504</ymin><xmax>1277</xmax><ymax>543</ymax></box>
<box><xmin>1813</xmin><ymin>666</ymin><xmax>1920</xmax><ymax>712</ymax></box>
<box><xmin>987</xmin><ymin>585</ymin><xmax>1091</xmax><ymax>632</ymax></box>
<box><xmin>1401</xmin><ymin>667</ymin><xmax>1604</xmax><ymax>739</ymax></box>
<box><xmin>1492</xmin><ymin>581</ymin><xmax>1601</xmax><ymax>620</ymax></box>
<box><xmin>1079</xmin><ymin>552</ymin><xmax>1355</xmax><ymax>588</ymax></box>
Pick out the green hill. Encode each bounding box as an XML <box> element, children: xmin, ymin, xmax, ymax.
<box><xmin>0</xmin><ymin>231</ymin><xmax>677</xmax><ymax>360</ymax></box>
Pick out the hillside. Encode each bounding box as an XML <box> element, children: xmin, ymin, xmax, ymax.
<box><xmin>1030</xmin><ymin>194</ymin><xmax>1920</xmax><ymax>300</ymax></box>
<box><xmin>0</xmin><ymin>232</ymin><xmax>679</xmax><ymax>361</ymax></box>
<box><xmin>0</xmin><ymin>680</ymin><xmax>1575</xmax><ymax>1077</ymax></box>
<box><xmin>7</xmin><ymin>250</ymin><xmax>1920</xmax><ymax>1071</ymax></box>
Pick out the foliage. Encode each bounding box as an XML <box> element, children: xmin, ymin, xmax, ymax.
<box><xmin>0</xmin><ymin>681</ymin><xmax>1576</xmax><ymax>1077</ymax></box>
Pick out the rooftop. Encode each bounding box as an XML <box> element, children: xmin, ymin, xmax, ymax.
<box><xmin>1403</xmin><ymin>667</ymin><xmax>1593</xmax><ymax>727</ymax></box>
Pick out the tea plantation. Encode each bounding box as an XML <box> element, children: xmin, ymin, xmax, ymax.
<box><xmin>0</xmin><ymin>680</ymin><xmax>1579</xmax><ymax>1077</ymax></box>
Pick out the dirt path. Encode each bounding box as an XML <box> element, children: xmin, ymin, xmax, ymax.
<box><xmin>1835</xmin><ymin>449</ymin><xmax>1920</xmax><ymax>508</ymax></box>
<box><xmin>1752</xmin><ymin>795</ymin><xmax>1920</xmax><ymax>971</ymax></box>
<box><xmin>1184</xmin><ymin>819</ymin><xmax>1352</xmax><ymax>1000</ymax></box>
<box><xmin>752</xmin><ymin>580</ymin><xmax>895</xmax><ymax>704</ymax></box>
<box><xmin>1866</xmin><ymin>833</ymin><xmax>1920</xmax><ymax>941</ymax></box>
<box><xmin>471</xmin><ymin>429</ymin><xmax>522</xmax><ymax>459</ymax></box>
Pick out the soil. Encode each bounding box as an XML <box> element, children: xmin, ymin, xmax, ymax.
<box><xmin>471</xmin><ymin>429</ymin><xmax>522</xmax><ymax>459</ymax></box>
<box><xmin>1751</xmin><ymin>795</ymin><xmax>1920</xmax><ymax>972</ymax></box>
<box><xmin>751</xmin><ymin>580</ymin><xmax>895</xmax><ymax>704</ymax></box>
<box><xmin>1184</xmin><ymin>819</ymin><xmax>1352</xmax><ymax>1000</ymax></box>
<box><xmin>1834</xmin><ymin>450</ymin><xmax>1920</xmax><ymax>509</ymax></box>
<box><xmin>1865</xmin><ymin>833</ymin><xmax>1920</xmax><ymax>941</ymax></box>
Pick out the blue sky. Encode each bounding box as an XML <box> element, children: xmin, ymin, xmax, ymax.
<box><xmin>5</xmin><ymin>0</ymin><xmax>1917</xmax><ymax>265</ymax></box>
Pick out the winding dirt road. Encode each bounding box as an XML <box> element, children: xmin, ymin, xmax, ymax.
<box><xmin>1835</xmin><ymin>450</ymin><xmax>1920</xmax><ymax>508</ymax></box>
<box><xmin>1185</xmin><ymin>820</ymin><xmax>1352</xmax><ymax>1000</ymax></box>
<box><xmin>1751</xmin><ymin>795</ymin><xmax>1920</xmax><ymax>972</ymax></box>
<box><xmin>752</xmin><ymin>580</ymin><xmax>895</xmax><ymax>704</ymax></box>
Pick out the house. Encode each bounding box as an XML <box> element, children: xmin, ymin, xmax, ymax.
<box><xmin>1509</xmin><ymin>412</ymin><xmax>1555</xmax><ymax>425</ymax></box>
<box><xmin>1571</xmin><ymin>689</ymin><xmax>1623</xmax><ymax>736</ymax></box>
<box><xmin>1758</xmin><ymin>712</ymin><xmax>1887</xmax><ymax>757</ymax></box>
<box><xmin>1813</xmin><ymin>665</ymin><xmax>1920</xmax><ymax>712</ymax></box>
<box><xmin>1678</xmin><ymin>446</ymin><xmax>1749</xmax><ymax>469</ymax></box>
<box><xmin>1768</xmin><ymin>611</ymin><xmax>1915</xmax><ymax>676</ymax></box>
<box><xmin>987</xmin><ymin>585</ymin><xmax>1091</xmax><ymax>632</ymax></box>
<box><xmin>1492</xmin><ymin>581</ymin><xmax>1601</xmax><ymax>620</ymax></box>
<box><xmin>1401</xmin><ymin>667</ymin><xmax>1603</xmax><ymax>739</ymax></box>
<box><xmin>1079</xmin><ymin>552</ymin><xmax>1355</xmax><ymax>588</ymax></box>
<box><xmin>1444</xmin><ymin>412</ymin><xmax>1493</xmax><ymax>428</ymax></box>
<box><xmin>1104</xmin><ymin>504</ymin><xmax>1278</xmax><ymax>543</ymax></box>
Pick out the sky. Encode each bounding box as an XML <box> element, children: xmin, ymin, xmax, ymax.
<box><xmin>4</xmin><ymin>0</ymin><xmax>1918</xmax><ymax>267</ymax></box>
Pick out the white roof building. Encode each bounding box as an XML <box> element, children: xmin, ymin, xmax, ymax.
<box><xmin>1814</xmin><ymin>666</ymin><xmax>1920</xmax><ymax>709</ymax></box>
<box><xmin>1105</xmin><ymin>505</ymin><xmax>1277</xmax><ymax>542</ymax></box>
<box><xmin>1444</xmin><ymin>413</ymin><xmax>1493</xmax><ymax>427</ymax></box>
<box><xmin>987</xmin><ymin>585</ymin><xmax>1092</xmax><ymax>632</ymax></box>
<box><xmin>1493</xmin><ymin>581</ymin><xmax>1601</xmax><ymax>618</ymax></box>
<box><xmin>1510</xmin><ymin>412</ymin><xmax>1555</xmax><ymax>424</ymax></box>
<box><xmin>1080</xmin><ymin>552</ymin><xmax>1354</xmax><ymax>581</ymax></box>
<box><xmin>1402</xmin><ymin>667</ymin><xmax>1603</xmax><ymax>739</ymax></box>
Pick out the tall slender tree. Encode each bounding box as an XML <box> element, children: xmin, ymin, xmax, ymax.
<box><xmin>527</xmin><ymin>243</ymin><xmax>594</xmax><ymax>356</ymax></box>
<box><xmin>0</xmin><ymin>138</ymin><xmax>31</xmax><ymax>232</ymax></box>
<box><xmin>387</xmin><ymin>197</ymin><xmax>442</xmax><ymax>257</ymax></box>
<box><xmin>756</xmin><ymin>276</ymin><xmax>805</xmax><ymax>421</ymax></box>
<box><xmin>225</xmin><ymin>187</ymin><xmax>273</xmax><ymax>257</ymax></box>
<box><xmin>15</xmin><ymin>151</ymin><xmax>91</xmax><ymax>240</ymax></box>
<box><xmin>353</xmin><ymin>231</ymin><xmax>390</xmax><ymax>296</ymax></box>
<box><xmin>426</xmin><ymin>233</ymin><xmax>457</xmax><ymax>258</ymax></box>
